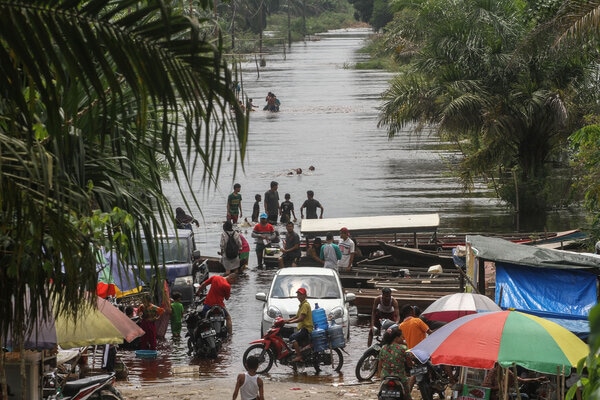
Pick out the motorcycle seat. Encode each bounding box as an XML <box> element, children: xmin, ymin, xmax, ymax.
<box><xmin>62</xmin><ymin>373</ymin><xmax>114</xmax><ymax>396</ymax></box>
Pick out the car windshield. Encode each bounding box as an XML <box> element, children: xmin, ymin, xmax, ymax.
<box><xmin>134</xmin><ymin>236</ymin><xmax>190</xmax><ymax>264</ymax></box>
<box><xmin>270</xmin><ymin>275</ymin><xmax>341</xmax><ymax>299</ymax></box>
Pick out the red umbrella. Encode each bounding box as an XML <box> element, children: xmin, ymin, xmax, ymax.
<box><xmin>421</xmin><ymin>293</ymin><xmax>501</xmax><ymax>322</ymax></box>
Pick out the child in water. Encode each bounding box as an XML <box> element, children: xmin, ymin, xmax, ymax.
<box><xmin>170</xmin><ymin>292</ymin><xmax>184</xmax><ymax>338</ymax></box>
<box><xmin>252</xmin><ymin>194</ymin><xmax>261</xmax><ymax>222</ymax></box>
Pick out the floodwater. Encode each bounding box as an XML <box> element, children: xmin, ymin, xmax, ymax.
<box><xmin>118</xmin><ymin>28</ymin><xmax>587</xmax><ymax>387</ymax></box>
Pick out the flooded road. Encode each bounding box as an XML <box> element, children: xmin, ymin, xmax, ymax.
<box><xmin>119</xmin><ymin>28</ymin><xmax>587</xmax><ymax>388</ymax></box>
<box><xmin>120</xmin><ymin>267</ymin><xmax>370</xmax><ymax>387</ymax></box>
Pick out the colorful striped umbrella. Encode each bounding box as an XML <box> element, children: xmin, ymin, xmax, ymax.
<box><xmin>411</xmin><ymin>310</ymin><xmax>588</xmax><ymax>375</ymax></box>
<box><xmin>96</xmin><ymin>249</ymin><xmax>143</xmax><ymax>299</ymax></box>
<box><xmin>5</xmin><ymin>292</ymin><xmax>144</xmax><ymax>350</ymax></box>
<box><xmin>421</xmin><ymin>293</ymin><xmax>501</xmax><ymax>322</ymax></box>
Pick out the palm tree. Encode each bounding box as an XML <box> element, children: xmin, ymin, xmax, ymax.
<box><xmin>0</xmin><ymin>0</ymin><xmax>246</xmax><ymax>391</ymax></box>
<box><xmin>546</xmin><ymin>0</ymin><xmax>600</xmax><ymax>46</ymax></box>
<box><xmin>378</xmin><ymin>0</ymin><xmax>589</xmax><ymax>214</ymax></box>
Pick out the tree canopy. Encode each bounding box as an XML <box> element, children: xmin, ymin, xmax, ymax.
<box><xmin>0</xmin><ymin>0</ymin><xmax>246</xmax><ymax>363</ymax></box>
<box><xmin>377</xmin><ymin>0</ymin><xmax>600</xmax><ymax>215</ymax></box>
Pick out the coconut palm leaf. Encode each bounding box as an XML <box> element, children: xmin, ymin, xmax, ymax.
<box><xmin>0</xmin><ymin>0</ymin><xmax>247</xmax><ymax>359</ymax></box>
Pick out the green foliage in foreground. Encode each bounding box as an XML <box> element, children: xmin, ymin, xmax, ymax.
<box><xmin>0</xmin><ymin>0</ymin><xmax>245</xmax><ymax>371</ymax></box>
<box><xmin>568</xmin><ymin>304</ymin><xmax>600</xmax><ymax>400</ymax></box>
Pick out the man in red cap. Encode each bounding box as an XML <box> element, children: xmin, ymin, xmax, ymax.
<box><xmin>338</xmin><ymin>227</ymin><xmax>355</xmax><ymax>271</ymax></box>
<box><xmin>285</xmin><ymin>287</ymin><xmax>313</xmax><ymax>362</ymax></box>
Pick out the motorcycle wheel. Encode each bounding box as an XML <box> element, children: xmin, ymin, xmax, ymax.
<box><xmin>243</xmin><ymin>344</ymin><xmax>274</xmax><ymax>374</ymax></box>
<box><xmin>355</xmin><ymin>348</ymin><xmax>379</xmax><ymax>381</ymax></box>
<box><xmin>90</xmin><ymin>385</ymin><xmax>124</xmax><ymax>400</ymax></box>
<box><xmin>314</xmin><ymin>348</ymin><xmax>344</xmax><ymax>373</ymax></box>
<box><xmin>418</xmin><ymin>376</ymin><xmax>435</xmax><ymax>400</ymax></box>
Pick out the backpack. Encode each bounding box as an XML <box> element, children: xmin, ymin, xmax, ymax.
<box><xmin>225</xmin><ymin>232</ymin><xmax>239</xmax><ymax>259</ymax></box>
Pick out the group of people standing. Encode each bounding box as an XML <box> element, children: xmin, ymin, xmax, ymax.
<box><xmin>305</xmin><ymin>227</ymin><xmax>356</xmax><ymax>271</ymax></box>
<box><xmin>224</xmin><ymin>180</ymin><xmax>334</xmax><ymax>270</ymax></box>
<box><xmin>256</xmin><ymin>181</ymin><xmax>324</xmax><ymax>225</ymax></box>
<box><xmin>263</xmin><ymin>92</ymin><xmax>280</xmax><ymax>112</ymax></box>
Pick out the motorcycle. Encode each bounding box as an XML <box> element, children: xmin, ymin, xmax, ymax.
<box><xmin>378</xmin><ymin>376</ymin><xmax>408</xmax><ymax>400</ymax></box>
<box><xmin>262</xmin><ymin>233</ymin><xmax>281</xmax><ymax>268</ymax></box>
<box><xmin>185</xmin><ymin>296</ymin><xmax>228</xmax><ymax>358</ymax></box>
<box><xmin>191</xmin><ymin>252</ymin><xmax>209</xmax><ymax>289</ymax></box>
<box><xmin>44</xmin><ymin>371</ymin><xmax>123</xmax><ymax>400</ymax></box>
<box><xmin>410</xmin><ymin>355</ymin><xmax>457</xmax><ymax>400</ymax></box>
<box><xmin>355</xmin><ymin>319</ymin><xmax>397</xmax><ymax>381</ymax></box>
<box><xmin>242</xmin><ymin>317</ymin><xmax>344</xmax><ymax>374</ymax></box>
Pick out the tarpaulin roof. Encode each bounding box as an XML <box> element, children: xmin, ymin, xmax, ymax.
<box><xmin>466</xmin><ymin>235</ymin><xmax>599</xmax><ymax>338</ymax></box>
<box><xmin>467</xmin><ymin>235</ymin><xmax>600</xmax><ymax>272</ymax></box>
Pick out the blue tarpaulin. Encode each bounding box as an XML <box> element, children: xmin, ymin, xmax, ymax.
<box><xmin>467</xmin><ymin>235</ymin><xmax>600</xmax><ymax>339</ymax></box>
<box><xmin>495</xmin><ymin>262</ymin><xmax>596</xmax><ymax>337</ymax></box>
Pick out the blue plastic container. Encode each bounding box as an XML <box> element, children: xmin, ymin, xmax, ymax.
<box><xmin>311</xmin><ymin>328</ymin><xmax>328</xmax><ymax>352</ymax></box>
<box><xmin>135</xmin><ymin>350</ymin><xmax>158</xmax><ymax>359</ymax></box>
<box><xmin>312</xmin><ymin>303</ymin><xmax>328</xmax><ymax>331</ymax></box>
<box><xmin>327</xmin><ymin>320</ymin><xmax>345</xmax><ymax>349</ymax></box>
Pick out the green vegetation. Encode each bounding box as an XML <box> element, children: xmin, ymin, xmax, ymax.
<box><xmin>0</xmin><ymin>1</ymin><xmax>244</xmax><ymax>395</ymax></box>
<box><xmin>367</xmin><ymin>0</ymin><xmax>600</xmax><ymax>229</ymax></box>
<box><xmin>211</xmin><ymin>0</ymin><xmax>357</xmax><ymax>54</ymax></box>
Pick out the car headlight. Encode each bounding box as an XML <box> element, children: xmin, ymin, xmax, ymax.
<box><xmin>266</xmin><ymin>306</ymin><xmax>283</xmax><ymax>319</ymax></box>
<box><xmin>329</xmin><ymin>306</ymin><xmax>343</xmax><ymax>320</ymax></box>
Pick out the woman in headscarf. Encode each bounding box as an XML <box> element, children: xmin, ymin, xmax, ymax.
<box><xmin>377</xmin><ymin>325</ymin><xmax>411</xmax><ymax>400</ymax></box>
<box><xmin>175</xmin><ymin>207</ymin><xmax>199</xmax><ymax>230</ymax></box>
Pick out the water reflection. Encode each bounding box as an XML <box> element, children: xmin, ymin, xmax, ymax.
<box><xmin>119</xmin><ymin>266</ymin><xmax>372</xmax><ymax>387</ymax></box>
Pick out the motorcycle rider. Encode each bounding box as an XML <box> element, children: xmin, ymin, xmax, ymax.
<box><xmin>251</xmin><ymin>213</ymin><xmax>276</xmax><ymax>267</ymax></box>
<box><xmin>399</xmin><ymin>304</ymin><xmax>436</xmax><ymax>395</ymax></box>
<box><xmin>368</xmin><ymin>287</ymin><xmax>400</xmax><ymax>346</ymax></box>
<box><xmin>377</xmin><ymin>325</ymin><xmax>411</xmax><ymax>400</ymax></box>
<box><xmin>284</xmin><ymin>287</ymin><xmax>313</xmax><ymax>362</ymax></box>
<box><xmin>195</xmin><ymin>273</ymin><xmax>238</xmax><ymax>335</ymax></box>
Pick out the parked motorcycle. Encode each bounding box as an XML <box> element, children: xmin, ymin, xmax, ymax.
<box><xmin>242</xmin><ymin>317</ymin><xmax>344</xmax><ymax>374</ymax></box>
<box><xmin>378</xmin><ymin>376</ymin><xmax>408</xmax><ymax>400</ymax></box>
<box><xmin>184</xmin><ymin>295</ymin><xmax>227</xmax><ymax>358</ymax></box>
<box><xmin>45</xmin><ymin>371</ymin><xmax>123</xmax><ymax>400</ymax></box>
<box><xmin>355</xmin><ymin>319</ymin><xmax>397</xmax><ymax>381</ymax></box>
<box><xmin>410</xmin><ymin>356</ymin><xmax>456</xmax><ymax>400</ymax></box>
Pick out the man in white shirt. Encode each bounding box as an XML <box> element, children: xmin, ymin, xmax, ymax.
<box><xmin>338</xmin><ymin>227</ymin><xmax>355</xmax><ymax>271</ymax></box>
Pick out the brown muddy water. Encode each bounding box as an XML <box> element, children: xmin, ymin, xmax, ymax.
<box><xmin>120</xmin><ymin>27</ymin><xmax>587</xmax><ymax>389</ymax></box>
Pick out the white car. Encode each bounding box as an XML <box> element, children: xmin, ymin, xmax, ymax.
<box><xmin>255</xmin><ymin>267</ymin><xmax>356</xmax><ymax>338</ymax></box>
